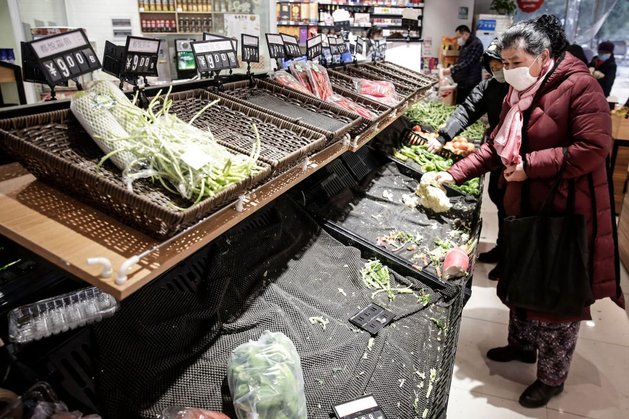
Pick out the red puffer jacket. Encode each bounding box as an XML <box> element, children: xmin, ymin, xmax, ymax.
<box><xmin>448</xmin><ymin>52</ymin><xmax>625</xmax><ymax>322</ymax></box>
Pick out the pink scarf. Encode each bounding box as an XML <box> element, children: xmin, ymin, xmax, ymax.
<box><xmin>494</xmin><ymin>59</ymin><xmax>555</xmax><ymax>166</ymax></box>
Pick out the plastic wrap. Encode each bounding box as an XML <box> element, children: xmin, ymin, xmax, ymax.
<box><xmin>327</xmin><ymin>94</ymin><xmax>376</xmax><ymax>120</ymax></box>
<box><xmin>287</xmin><ymin>62</ymin><xmax>314</xmax><ymax>94</ymax></box>
<box><xmin>227</xmin><ymin>331</ymin><xmax>307</xmax><ymax>419</ymax></box>
<box><xmin>271</xmin><ymin>69</ymin><xmax>312</xmax><ymax>96</ymax></box>
<box><xmin>161</xmin><ymin>407</ymin><xmax>230</xmax><ymax>419</ymax></box>
<box><xmin>306</xmin><ymin>62</ymin><xmax>334</xmax><ymax>101</ymax></box>
<box><xmin>353</xmin><ymin>79</ymin><xmax>396</xmax><ymax>98</ymax></box>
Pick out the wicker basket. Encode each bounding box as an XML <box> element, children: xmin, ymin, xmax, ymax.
<box><xmin>352</xmin><ymin>63</ymin><xmax>431</xmax><ymax>94</ymax></box>
<box><xmin>263</xmin><ymin>77</ymin><xmax>393</xmax><ymax>138</ymax></box>
<box><xmin>366</xmin><ymin>62</ymin><xmax>439</xmax><ymax>88</ymax></box>
<box><xmin>165</xmin><ymin>89</ymin><xmax>328</xmax><ymax>172</ymax></box>
<box><xmin>218</xmin><ymin>79</ymin><xmax>363</xmax><ymax>142</ymax></box>
<box><xmin>0</xmin><ymin>108</ymin><xmax>272</xmax><ymax>240</ymax></box>
<box><xmin>327</xmin><ymin>67</ymin><xmax>416</xmax><ymax>101</ymax></box>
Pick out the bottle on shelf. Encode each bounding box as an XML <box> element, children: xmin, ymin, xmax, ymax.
<box><xmin>156</xmin><ymin>0</ymin><xmax>162</xmax><ymax>11</ymax></box>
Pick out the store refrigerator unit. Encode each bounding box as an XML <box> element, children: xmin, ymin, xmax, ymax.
<box><xmin>475</xmin><ymin>14</ymin><xmax>513</xmax><ymax>50</ymax></box>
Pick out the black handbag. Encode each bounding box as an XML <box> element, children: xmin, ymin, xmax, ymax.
<box><xmin>500</xmin><ymin>174</ymin><xmax>594</xmax><ymax>317</ymax></box>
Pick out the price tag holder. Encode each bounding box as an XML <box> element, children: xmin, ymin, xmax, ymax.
<box><xmin>281</xmin><ymin>33</ymin><xmax>302</xmax><ymax>58</ymax></box>
<box><xmin>124</xmin><ymin>36</ymin><xmax>160</xmax><ymax>76</ymax></box>
<box><xmin>328</xmin><ymin>36</ymin><xmax>341</xmax><ymax>56</ymax></box>
<box><xmin>401</xmin><ymin>9</ymin><xmax>421</xmax><ymax>29</ymax></box>
<box><xmin>22</xmin><ymin>28</ymin><xmax>101</xmax><ymax>87</ymax></box>
<box><xmin>306</xmin><ymin>34</ymin><xmax>322</xmax><ymax>60</ymax></box>
<box><xmin>241</xmin><ymin>34</ymin><xmax>260</xmax><ymax>63</ymax></box>
<box><xmin>333</xmin><ymin>395</ymin><xmax>387</xmax><ymax>419</ymax></box>
<box><xmin>191</xmin><ymin>39</ymin><xmax>239</xmax><ymax>73</ymax></box>
<box><xmin>204</xmin><ymin>32</ymin><xmax>238</xmax><ymax>53</ymax></box>
<box><xmin>266</xmin><ymin>33</ymin><xmax>286</xmax><ymax>59</ymax></box>
<box><xmin>349</xmin><ymin>303</ymin><xmax>394</xmax><ymax>335</ymax></box>
<box><xmin>337</xmin><ymin>38</ymin><xmax>349</xmax><ymax>55</ymax></box>
<box><xmin>102</xmin><ymin>36</ymin><xmax>159</xmax><ymax>81</ymax></box>
<box><xmin>334</xmin><ymin>20</ymin><xmax>351</xmax><ymax>32</ymax></box>
<box><xmin>376</xmin><ymin>40</ymin><xmax>387</xmax><ymax>61</ymax></box>
<box><xmin>355</xmin><ymin>36</ymin><xmax>364</xmax><ymax>55</ymax></box>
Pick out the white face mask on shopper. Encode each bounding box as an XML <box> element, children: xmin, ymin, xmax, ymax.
<box><xmin>456</xmin><ymin>37</ymin><xmax>465</xmax><ymax>46</ymax></box>
<box><xmin>503</xmin><ymin>55</ymin><xmax>541</xmax><ymax>91</ymax></box>
<box><xmin>493</xmin><ymin>69</ymin><xmax>506</xmax><ymax>83</ymax></box>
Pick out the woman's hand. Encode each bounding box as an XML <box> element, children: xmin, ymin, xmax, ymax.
<box><xmin>504</xmin><ymin>163</ymin><xmax>528</xmax><ymax>182</ymax></box>
<box><xmin>435</xmin><ymin>172</ymin><xmax>454</xmax><ymax>185</ymax></box>
<box><xmin>427</xmin><ymin>136</ymin><xmax>445</xmax><ymax>153</ymax></box>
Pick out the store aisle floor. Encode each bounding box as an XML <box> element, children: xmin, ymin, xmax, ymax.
<box><xmin>447</xmin><ymin>176</ymin><xmax>629</xmax><ymax>419</ymax></box>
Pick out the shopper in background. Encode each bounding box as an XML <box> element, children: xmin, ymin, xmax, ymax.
<box><xmin>435</xmin><ymin>14</ymin><xmax>625</xmax><ymax>408</ymax></box>
<box><xmin>422</xmin><ymin>39</ymin><xmax>509</xmax><ymax>278</ymax></box>
<box><xmin>589</xmin><ymin>41</ymin><xmax>617</xmax><ymax>97</ymax></box>
<box><xmin>442</xmin><ymin>25</ymin><xmax>484</xmax><ymax>105</ymax></box>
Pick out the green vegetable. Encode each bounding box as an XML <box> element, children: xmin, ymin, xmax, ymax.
<box><xmin>228</xmin><ymin>331</ymin><xmax>307</xmax><ymax>419</ymax></box>
<box><xmin>449</xmin><ymin>177</ymin><xmax>481</xmax><ymax>196</ymax></box>
<box><xmin>360</xmin><ymin>259</ymin><xmax>414</xmax><ymax>301</ymax></box>
<box><xmin>406</xmin><ymin>101</ymin><xmax>488</xmax><ymax>140</ymax></box>
<box><xmin>71</xmin><ymin>81</ymin><xmax>262</xmax><ymax>208</ymax></box>
<box><xmin>394</xmin><ymin>144</ymin><xmax>454</xmax><ymax>173</ymax></box>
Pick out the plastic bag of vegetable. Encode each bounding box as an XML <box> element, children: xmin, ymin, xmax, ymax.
<box><xmin>227</xmin><ymin>331</ymin><xmax>307</xmax><ymax>419</ymax></box>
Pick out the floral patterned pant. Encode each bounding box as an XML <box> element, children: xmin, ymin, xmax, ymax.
<box><xmin>507</xmin><ymin>311</ymin><xmax>581</xmax><ymax>386</ymax></box>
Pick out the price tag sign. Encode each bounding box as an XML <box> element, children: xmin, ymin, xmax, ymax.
<box><xmin>337</xmin><ymin>38</ymin><xmax>349</xmax><ymax>54</ymax></box>
<box><xmin>191</xmin><ymin>39</ymin><xmax>239</xmax><ymax>72</ymax></box>
<box><xmin>306</xmin><ymin>34</ymin><xmax>323</xmax><ymax>60</ymax></box>
<box><xmin>328</xmin><ymin>36</ymin><xmax>341</xmax><ymax>56</ymax></box>
<box><xmin>204</xmin><ymin>32</ymin><xmax>238</xmax><ymax>53</ymax></box>
<box><xmin>333</xmin><ymin>20</ymin><xmax>351</xmax><ymax>32</ymax></box>
<box><xmin>281</xmin><ymin>34</ymin><xmax>302</xmax><ymax>58</ymax></box>
<box><xmin>265</xmin><ymin>33</ymin><xmax>286</xmax><ymax>59</ymax></box>
<box><xmin>401</xmin><ymin>9</ymin><xmax>421</xmax><ymax>29</ymax></box>
<box><xmin>333</xmin><ymin>395</ymin><xmax>387</xmax><ymax>419</ymax></box>
<box><xmin>241</xmin><ymin>34</ymin><xmax>259</xmax><ymax>63</ymax></box>
<box><xmin>355</xmin><ymin>36</ymin><xmax>364</xmax><ymax>55</ymax></box>
<box><xmin>22</xmin><ymin>28</ymin><xmax>101</xmax><ymax>86</ymax></box>
<box><xmin>124</xmin><ymin>36</ymin><xmax>160</xmax><ymax>76</ymax></box>
<box><xmin>376</xmin><ymin>40</ymin><xmax>387</xmax><ymax>60</ymax></box>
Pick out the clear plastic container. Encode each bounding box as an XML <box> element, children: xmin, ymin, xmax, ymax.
<box><xmin>8</xmin><ymin>287</ymin><xmax>118</xmax><ymax>343</ymax></box>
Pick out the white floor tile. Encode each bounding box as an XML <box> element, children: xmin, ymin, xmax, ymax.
<box><xmin>451</xmin><ymin>317</ymin><xmax>537</xmax><ymax>401</ymax></box>
<box><xmin>578</xmin><ymin>297</ymin><xmax>629</xmax><ymax>347</ymax></box>
<box><xmin>546</xmin><ymin>339</ymin><xmax>629</xmax><ymax>419</ymax></box>
<box><xmin>446</xmin><ymin>386</ymin><xmax>548</xmax><ymax>419</ymax></box>
<box><xmin>546</xmin><ymin>409</ymin><xmax>594</xmax><ymax>419</ymax></box>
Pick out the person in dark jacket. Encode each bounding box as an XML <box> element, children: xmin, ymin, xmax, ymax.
<box><xmin>442</xmin><ymin>25</ymin><xmax>484</xmax><ymax>104</ymax></box>
<box><xmin>589</xmin><ymin>41</ymin><xmax>617</xmax><ymax>97</ymax></box>
<box><xmin>423</xmin><ymin>39</ymin><xmax>510</xmax><ymax>278</ymax></box>
<box><xmin>566</xmin><ymin>43</ymin><xmax>588</xmax><ymax>64</ymax></box>
<box><xmin>436</xmin><ymin>15</ymin><xmax>625</xmax><ymax>409</ymax></box>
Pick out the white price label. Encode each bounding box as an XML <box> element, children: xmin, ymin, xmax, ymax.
<box><xmin>243</xmin><ymin>35</ymin><xmax>258</xmax><ymax>47</ymax></box>
<box><xmin>127</xmin><ymin>37</ymin><xmax>160</xmax><ymax>54</ymax></box>
<box><xmin>267</xmin><ymin>34</ymin><xmax>284</xmax><ymax>45</ymax></box>
<box><xmin>31</xmin><ymin>30</ymin><xmax>88</xmax><ymax>59</ymax></box>
<box><xmin>193</xmin><ymin>40</ymin><xmax>233</xmax><ymax>54</ymax></box>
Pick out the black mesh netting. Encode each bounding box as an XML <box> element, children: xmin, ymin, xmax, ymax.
<box><xmin>92</xmin><ymin>197</ymin><xmax>461</xmax><ymax>419</ymax></box>
<box><xmin>307</xmin><ymin>162</ymin><xmax>480</xmax><ymax>280</ymax></box>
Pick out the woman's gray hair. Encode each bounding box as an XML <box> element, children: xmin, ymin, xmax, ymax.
<box><xmin>499</xmin><ymin>14</ymin><xmax>568</xmax><ymax>58</ymax></box>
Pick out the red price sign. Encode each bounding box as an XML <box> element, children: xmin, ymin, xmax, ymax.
<box><xmin>517</xmin><ymin>0</ymin><xmax>545</xmax><ymax>13</ymax></box>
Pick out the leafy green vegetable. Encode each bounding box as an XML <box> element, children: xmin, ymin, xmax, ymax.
<box><xmin>228</xmin><ymin>331</ymin><xmax>307</xmax><ymax>419</ymax></box>
<box><xmin>394</xmin><ymin>144</ymin><xmax>453</xmax><ymax>173</ymax></box>
<box><xmin>406</xmin><ymin>101</ymin><xmax>488</xmax><ymax>140</ymax></box>
<box><xmin>449</xmin><ymin>177</ymin><xmax>481</xmax><ymax>196</ymax></box>
<box><xmin>361</xmin><ymin>259</ymin><xmax>414</xmax><ymax>301</ymax></box>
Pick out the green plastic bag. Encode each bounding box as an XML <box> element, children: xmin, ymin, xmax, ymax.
<box><xmin>227</xmin><ymin>331</ymin><xmax>308</xmax><ymax>419</ymax></box>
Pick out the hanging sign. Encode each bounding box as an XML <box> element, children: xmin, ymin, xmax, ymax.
<box><xmin>22</xmin><ymin>28</ymin><xmax>101</xmax><ymax>86</ymax></box>
<box><xmin>191</xmin><ymin>39</ymin><xmax>239</xmax><ymax>72</ymax></box>
<box><xmin>306</xmin><ymin>34</ymin><xmax>323</xmax><ymax>60</ymax></box>
<box><xmin>265</xmin><ymin>33</ymin><xmax>286</xmax><ymax>59</ymax></box>
<box><xmin>124</xmin><ymin>36</ymin><xmax>160</xmax><ymax>76</ymax></box>
<box><xmin>517</xmin><ymin>0</ymin><xmax>545</xmax><ymax>13</ymax></box>
<box><xmin>355</xmin><ymin>36</ymin><xmax>364</xmax><ymax>55</ymax></box>
<box><xmin>281</xmin><ymin>33</ymin><xmax>302</xmax><ymax>58</ymax></box>
<box><xmin>102</xmin><ymin>36</ymin><xmax>159</xmax><ymax>80</ymax></box>
<box><xmin>241</xmin><ymin>34</ymin><xmax>259</xmax><ymax>63</ymax></box>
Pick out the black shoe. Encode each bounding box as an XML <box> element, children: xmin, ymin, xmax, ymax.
<box><xmin>519</xmin><ymin>380</ymin><xmax>564</xmax><ymax>408</ymax></box>
<box><xmin>487</xmin><ymin>264</ymin><xmax>502</xmax><ymax>281</ymax></box>
<box><xmin>486</xmin><ymin>346</ymin><xmax>537</xmax><ymax>363</ymax></box>
<box><xmin>478</xmin><ymin>246</ymin><xmax>501</xmax><ymax>263</ymax></box>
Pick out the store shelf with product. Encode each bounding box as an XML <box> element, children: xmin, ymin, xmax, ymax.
<box><xmin>0</xmin><ymin>51</ymin><xmax>481</xmax><ymax>418</ymax></box>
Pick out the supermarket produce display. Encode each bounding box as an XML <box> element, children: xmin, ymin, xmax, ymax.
<box><xmin>0</xmin><ymin>46</ymin><xmax>479</xmax><ymax>418</ymax></box>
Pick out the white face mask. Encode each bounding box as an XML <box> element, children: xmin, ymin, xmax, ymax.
<box><xmin>493</xmin><ymin>69</ymin><xmax>506</xmax><ymax>83</ymax></box>
<box><xmin>503</xmin><ymin>55</ymin><xmax>541</xmax><ymax>91</ymax></box>
<box><xmin>456</xmin><ymin>37</ymin><xmax>465</xmax><ymax>46</ymax></box>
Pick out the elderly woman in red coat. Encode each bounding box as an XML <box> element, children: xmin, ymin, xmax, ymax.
<box><xmin>437</xmin><ymin>15</ymin><xmax>625</xmax><ymax>408</ymax></box>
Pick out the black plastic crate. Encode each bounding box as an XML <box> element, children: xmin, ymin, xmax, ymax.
<box><xmin>341</xmin><ymin>146</ymin><xmax>384</xmax><ymax>182</ymax></box>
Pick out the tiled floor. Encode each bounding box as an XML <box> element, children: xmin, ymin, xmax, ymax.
<box><xmin>447</xmin><ymin>178</ymin><xmax>629</xmax><ymax>419</ymax></box>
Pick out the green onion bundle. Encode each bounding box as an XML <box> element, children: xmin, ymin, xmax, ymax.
<box><xmin>71</xmin><ymin>81</ymin><xmax>261</xmax><ymax>207</ymax></box>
